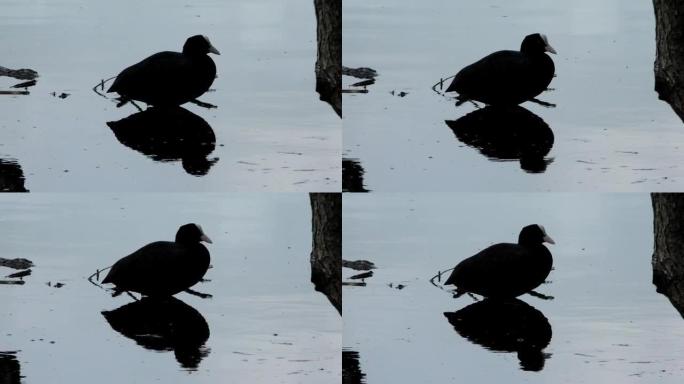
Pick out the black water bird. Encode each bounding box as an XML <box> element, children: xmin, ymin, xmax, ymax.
<box><xmin>446</xmin><ymin>33</ymin><xmax>556</xmax><ymax>106</ymax></box>
<box><xmin>108</xmin><ymin>35</ymin><xmax>220</xmax><ymax>107</ymax></box>
<box><xmin>102</xmin><ymin>223</ymin><xmax>212</xmax><ymax>297</ymax></box>
<box><xmin>444</xmin><ymin>224</ymin><xmax>554</xmax><ymax>298</ymax></box>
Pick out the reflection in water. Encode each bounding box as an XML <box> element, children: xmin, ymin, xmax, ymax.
<box><xmin>0</xmin><ymin>351</ymin><xmax>22</xmax><ymax>384</ymax></box>
<box><xmin>443</xmin><ymin>298</ymin><xmax>552</xmax><ymax>371</ymax></box>
<box><xmin>102</xmin><ymin>296</ymin><xmax>210</xmax><ymax>370</ymax></box>
<box><xmin>0</xmin><ymin>158</ymin><xmax>28</xmax><ymax>192</ymax></box>
<box><xmin>342</xmin><ymin>349</ymin><xmax>366</xmax><ymax>384</ymax></box>
<box><xmin>445</xmin><ymin>106</ymin><xmax>554</xmax><ymax>173</ymax></box>
<box><xmin>107</xmin><ymin>107</ymin><xmax>219</xmax><ymax>176</ymax></box>
<box><xmin>342</xmin><ymin>158</ymin><xmax>368</xmax><ymax>192</ymax></box>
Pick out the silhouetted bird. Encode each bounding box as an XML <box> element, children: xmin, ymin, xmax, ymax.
<box><xmin>446</xmin><ymin>34</ymin><xmax>556</xmax><ymax>106</ymax></box>
<box><xmin>108</xmin><ymin>35</ymin><xmax>220</xmax><ymax>107</ymax></box>
<box><xmin>444</xmin><ymin>224</ymin><xmax>554</xmax><ymax>298</ymax></box>
<box><xmin>102</xmin><ymin>223</ymin><xmax>212</xmax><ymax>296</ymax></box>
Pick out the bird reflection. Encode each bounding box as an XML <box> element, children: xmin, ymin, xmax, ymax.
<box><xmin>107</xmin><ymin>106</ymin><xmax>219</xmax><ymax>176</ymax></box>
<box><xmin>445</xmin><ymin>106</ymin><xmax>554</xmax><ymax>173</ymax></box>
<box><xmin>0</xmin><ymin>351</ymin><xmax>22</xmax><ymax>384</ymax></box>
<box><xmin>0</xmin><ymin>158</ymin><xmax>28</xmax><ymax>192</ymax></box>
<box><xmin>443</xmin><ymin>298</ymin><xmax>552</xmax><ymax>371</ymax></box>
<box><xmin>102</xmin><ymin>296</ymin><xmax>210</xmax><ymax>370</ymax></box>
<box><xmin>343</xmin><ymin>349</ymin><xmax>366</xmax><ymax>384</ymax></box>
<box><xmin>342</xmin><ymin>158</ymin><xmax>369</xmax><ymax>192</ymax></box>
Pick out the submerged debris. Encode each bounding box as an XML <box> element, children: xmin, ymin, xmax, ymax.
<box><xmin>0</xmin><ymin>65</ymin><xmax>39</xmax><ymax>80</ymax></box>
<box><xmin>342</xmin><ymin>259</ymin><xmax>376</xmax><ymax>271</ymax></box>
<box><xmin>0</xmin><ymin>258</ymin><xmax>34</xmax><ymax>270</ymax></box>
<box><xmin>342</xmin><ymin>66</ymin><xmax>377</xmax><ymax>79</ymax></box>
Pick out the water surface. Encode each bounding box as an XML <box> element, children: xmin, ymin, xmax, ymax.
<box><xmin>343</xmin><ymin>0</ymin><xmax>684</xmax><ymax>191</ymax></box>
<box><xmin>0</xmin><ymin>194</ymin><xmax>340</xmax><ymax>383</ymax></box>
<box><xmin>343</xmin><ymin>193</ymin><xmax>684</xmax><ymax>383</ymax></box>
<box><xmin>0</xmin><ymin>0</ymin><xmax>340</xmax><ymax>191</ymax></box>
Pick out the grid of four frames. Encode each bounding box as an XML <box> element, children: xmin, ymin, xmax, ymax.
<box><xmin>0</xmin><ymin>1</ymin><xmax>341</xmax><ymax>383</ymax></box>
<box><xmin>3</xmin><ymin>1</ymin><xmax>684</xmax><ymax>383</ymax></box>
<box><xmin>342</xmin><ymin>1</ymin><xmax>684</xmax><ymax>384</ymax></box>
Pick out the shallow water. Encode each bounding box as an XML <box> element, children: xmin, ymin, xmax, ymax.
<box><xmin>0</xmin><ymin>194</ymin><xmax>340</xmax><ymax>383</ymax></box>
<box><xmin>343</xmin><ymin>193</ymin><xmax>684</xmax><ymax>383</ymax></box>
<box><xmin>0</xmin><ymin>0</ymin><xmax>340</xmax><ymax>192</ymax></box>
<box><xmin>343</xmin><ymin>0</ymin><xmax>684</xmax><ymax>191</ymax></box>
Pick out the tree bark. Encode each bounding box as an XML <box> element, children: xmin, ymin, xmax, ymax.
<box><xmin>652</xmin><ymin>193</ymin><xmax>684</xmax><ymax>317</ymax></box>
<box><xmin>310</xmin><ymin>192</ymin><xmax>342</xmax><ymax>314</ymax></box>
<box><xmin>653</xmin><ymin>0</ymin><xmax>684</xmax><ymax>122</ymax></box>
<box><xmin>314</xmin><ymin>0</ymin><xmax>341</xmax><ymax>117</ymax></box>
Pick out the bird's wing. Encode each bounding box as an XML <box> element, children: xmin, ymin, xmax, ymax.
<box><xmin>445</xmin><ymin>243</ymin><xmax>528</xmax><ymax>287</ymax></box>
<box><xmin>108</xmin><ymin>52</ymin><xmax>190</xmax><ymax>95</ymax></box>
<box><xmin>447</xmin><ymin>51</ymin><xmax>532</xmax><ymax>94</ymax></box>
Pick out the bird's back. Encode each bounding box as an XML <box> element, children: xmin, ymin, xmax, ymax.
<box><xmin>445</xmin><ymin>243</ymin><xmax>551</xmax><ymax>298</ymax></box>
<box><xmin>108</xmin><ymin>51</ymin><xmax>216</xmax><ymax>106</ymax></box>
<box><xmin>447</xmin><ymin>50</ymin><xmax>554</xmax><ymax>105</ymax></box>
<box><xmin>102</xmin><ymin>241</ymin><xmax>210</xmax><ymax>296</ymax></box>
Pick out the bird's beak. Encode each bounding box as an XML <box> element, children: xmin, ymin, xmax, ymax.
<box><xmin>209</xmin><ymin>45</ymin><xmax>220</xmax><ymax>55</ymax></box>
<box><xmin>543</xmin><ymin>235</ymin><xmax>555</xmax><ymax>245</ymax></box>
<box><xmin>545</xmin><ymin>44</ymin><xmax>557</xmax><ymax>55</ymax></box>
<box><xmin>201</xmin><ymin>234</ymin><xmax>213</xmax><ymax>244</ymax></box>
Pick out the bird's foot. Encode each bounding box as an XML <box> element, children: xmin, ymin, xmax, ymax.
<box><xmin>530</xmin><ymin>98</ymin><xmax>556</xmax><ymax>108</ymax></box>
<box><xmin>528</xmin><ymin>290</ymin><xmax>554</xmax><ymax>300</ymax></box>
<box><xmin>466</xmin><ymin>292</ymin><xmax>480</xmax><ymax>301</ymax></box>
<box><xmin>185</xmin><ymin>288</ymin><xmax>213</xmax><ymax>299</ymax></box>
<box><xmin>190</xmin><ymin>99</ymin><xmax>217</xmax><ymax>109</ymax></box>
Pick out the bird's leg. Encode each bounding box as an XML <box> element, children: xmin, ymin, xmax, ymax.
<box><xmin>185</xmin><ymin>288</ymin><xmax>213</xmax><ymax>299</ymax></box>
<box><xmin>190</xmin><ymin>99</ymin><xmax>217</xmax><ymax>109</ymax></box>
<box><xmin>530</xmin><ymin>98</ymin><xmax>556</xmax><ymax>108</ymax></box>
<box><xmin>528</xmin><ymin>290</ymin><xmax>554</xmax><ymax>300</ymax></box>
<box><xmin>468</xmin><ymin>100</ymin><xmax>481</xmax><ymax>109</ymax></box>
<box><xmin>466</xmin><ymin>292</ymin><xmax>480</xmax><ymax>301</ymax></box>
<box><xmin>129</xmin><ymin>100</ymin><xmax>144</xmax><ymax>112</ymax></box>
<box><xmin>125</xmin><ymin>291</ymin><xmax>140</xmax><ymax>301</ymax></box>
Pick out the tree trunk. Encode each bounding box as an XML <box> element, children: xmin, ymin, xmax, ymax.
<box><xmin>652</xmin><ymin>193</ymin><xmax>684</xmax><ymax>317</ymax></box>
<box><xmin>314</xmin><ymin>0</ymin><xmax>341</xmax><ymax>117</ymax></box>
<box><xmin>310</xmin><ymin>193</ymin><xmax>342</xmax><ymax>314</ymax></box>
<box><xmin>653</xmin><ymin>0</ymin><xmax>684</xmax><ymax>122</ymax></box>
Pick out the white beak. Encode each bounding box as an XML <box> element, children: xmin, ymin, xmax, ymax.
<box><xmin>543</xmin><ymin>235</ymin><xmax>555</xmax><ymax>245</ymax></box>
<box><xmin>545</xmin><ymin>44</ymin><xmax>557</xmax><ymax>55</ymax></box>
<box><xmin>209</xmin><ymin>45</ymin><xmax>220</xmax><ymax>55</ymax></box>
<box><xmin>200</xmin><ymin>234</ymin><xmax>213</xmax><ymax>244</ymax></box>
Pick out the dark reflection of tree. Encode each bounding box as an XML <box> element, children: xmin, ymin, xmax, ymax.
<box><xmin>444</xmin><ymin>298</ymin><xmax>552</xmax><ymax>371</ymax></box>
<box><xmin>0</xmin><ymin>351</ymin><xmax>22</xmax><ymax>384</ymax></box>
<box><xmin>653</xmin><ymin>0</ymin><xmax>684</xmax><ymax>122</ymax></box>
<box><xmin>0</xmin><ymin>158</ymin><xmax>28</xmax><ymax>192</ymax></box>
<box><xmin>651</xmin><ymin>193</ymin><xmax>684</xmax><ymax>317</ymax></box>
<box><xmin>342</xmin><ymin>158</ymin><xmax>368</xmax><ymax>192</ymax></box>
<box><xmin>314</xmin><ymin>0</ymin><xmax>341</xmax><ymax>117</ymax></box>
<box><xmin>446</xmin><ymin>106</ymin><xmax>554</xmax><ymax>173</ymax></box>
<box><xmin>343</xmin><ymin>349</ymin><xmax>366</xmax><ymax>384</ymax></box>
<box><xmin>101</xmin><ymin>296</ymin><xmax>210</xmax><ymax>370</ymax></box>
<box><xmin>107</xmin><ymin>106</ymin><xmax>218</xmax><ymax>176</ymax></box>
<box><xmin>310</xmin><ymin>193</ymin><xmax>341</xmax><ymax>314</ymax></box>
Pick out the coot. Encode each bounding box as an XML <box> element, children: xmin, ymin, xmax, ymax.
<box><xmin>102</xmin><ymin>223</ymin><xmax>212</xmax><ymax>297</ymax></box>
<box><xmin>446</xmin><ymin>34</ymin><xmax>556</xmax><ymax>106</ymax></box>
<box><xmin>444</xmin><ymin>224</ymin><xmax>554</xmax><ymax>298</ymax></box>
<box><xmin>108</xmin><ymin>35</ymin><xmax>220</xmax><ymax>107</ymax></box>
